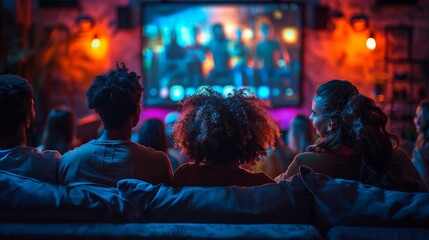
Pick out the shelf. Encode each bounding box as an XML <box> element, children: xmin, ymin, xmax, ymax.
<box><xmin>383</xmin><ymin>25</ymin><xmax>429</xmax><ymax>124</ymax></box>
<box><xmin>385</xmin><ymin>58</ymin><xmax>427</xmax><ymax>63</ymax></box>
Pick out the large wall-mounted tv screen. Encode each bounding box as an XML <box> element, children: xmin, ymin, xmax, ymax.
<box><xmin>142</xmin><ymin>2</ymin><xmax>303</xmax><ymax>107</ymax></box>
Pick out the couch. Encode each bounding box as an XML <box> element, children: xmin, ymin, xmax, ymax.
<box><xmin>1</xmin><ymin>166</ymin><xmax>429</xmax><ymax>239</ymax></box>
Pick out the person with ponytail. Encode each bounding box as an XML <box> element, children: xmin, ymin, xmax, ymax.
<box><xmin>412</xmin><ymin>100</ymin><xmax>429</xmax><ymax>188</ymax></box>
<box><xmin>275</xmin><ymin>80</ymin><xmax>427</xmax><ymax>192</ymax></box>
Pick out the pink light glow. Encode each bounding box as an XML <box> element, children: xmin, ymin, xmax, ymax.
<box><xmin>139</xmin><ymin>107</ymin><xmax>304</xmax><ymax>131</ymax></box>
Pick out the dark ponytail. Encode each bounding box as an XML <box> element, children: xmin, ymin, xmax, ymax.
<box><xmin>342</xmin><ymin>93</ymin><xmax>399</xmax><ymax>186</ymax></box>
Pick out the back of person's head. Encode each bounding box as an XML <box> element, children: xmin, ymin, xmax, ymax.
<box><xmin>173</xmin><ymin>87</ymin><xmax>280</xmax><ymax>165</ymax></box>
<box><xmin>86</xmin><ymin>63</ymin><xmax>142</xmax><ymax>130</ymax></box>
<box><xmin>415</xmin><ymin>99</ymin><xmax>429</xmax><ymax>149</ymax></box>
<box><xmin>138</xmin><ymin>118</ymin><xmax>168</xmax><ymax>153</ymax></box>
<box><xmin>41</xmin><ymin>105</ymin><xmax>75</xmax><ymax>154</ymax></box>
<box><xmin>287</xmin><ymin>114</ymin><xmax>315</xmax><ymax>154</ymax></box>
<box><xmin>0</xmin><ymin>74</ymin><xmax>34</xmax><ymax>138</ymax></box>
<box><xmin>310</xmin><ymin>79</ymin><xmax>399</xmax><ymax>186</ymax></box>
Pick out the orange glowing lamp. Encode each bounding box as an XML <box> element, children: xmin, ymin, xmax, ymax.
<box><xmin>366</xmin><ymin>32</ymin><xmax>376</xmax><ymax>50</ymax></box>
<box><xmin>376</xmin><ymin>94</ymin><xmax>385</xmax><ymax>102</ymax></box>
<box><xmin>91</xmin><ymin>35</ymin><xmax>101</xmax><ymax>49</ymax></box>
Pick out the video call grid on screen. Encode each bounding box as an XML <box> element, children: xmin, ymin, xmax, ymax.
<box><xmin>141</xmin><ymin>2</ymin><xmax>303</xmax><ymax>107</ymax></box>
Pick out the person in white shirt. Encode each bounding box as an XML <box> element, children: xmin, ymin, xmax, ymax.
<box><xmin>58</xmin><ymin>63</ymin><xmax>173</xmax><ymax>187</ymax></box>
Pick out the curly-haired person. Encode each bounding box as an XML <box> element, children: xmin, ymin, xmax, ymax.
<box><xmin>275</xmin><ymin>80</ymin><xmax>427</xmax><ymax>192</ymax></box>
<box><xmin>0</xmin><ymin>74</ymin><xmax>61</xmax><ymax>183</ymax></box>
<box><xmin>59</xmin><ymin>64</ymin><xmax>173</xmax><ymax>187</ymax></box>
<box><xmin>171</xmin><ymin>88</ymin><xmax>280</xmax><ymax>187</ymax></box>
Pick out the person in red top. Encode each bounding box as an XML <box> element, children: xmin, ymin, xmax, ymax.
<box><xmin>275</xmin><ymin>80</ymin><xmax>427</xmax><ymax>192</ymax></box>
<box><xmin>172</xmin><ymin>88</ymin><xmax>280</xmax><ymax>187</ymax></box>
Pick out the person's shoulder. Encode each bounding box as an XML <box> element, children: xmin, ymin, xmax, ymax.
<box><xmin>391</xmin><ymin>148</ymin><xmax>415</xmax><ymax>169</ymax></box>
<box><xmin>294</xmin><ymin>152</ymin><xmax>318</xmax><ymax>161</ymax></box>
<box><xmin>130</xmin><ymin>143</ymin><xmax>171</xmax><ymax>166</ymax></box>
<box><xmin>62</xmin><ymin>140</ymin><xmax>95</xmax><ymax>157</ymax></box>
<box><xmin>237</xmin><ymin>167</ymin><xmax>275</xmax><ymax>185</ymax></box>
<box><xmin>173</xmin><ymin>162</ymin><xmax>198</xmax><ymax>178</ymax></box>
<box><xmin>14</xmin><ymin>146</ymin><xmax>62</xmax><ymax>163</ymax></box>
<box><xmin>133</xmin><ymin>143</ymin><xmax>169</xmax><ymax>158</ymax></box>
<box><xmin>393</xmin><ymin>148</ymin><xmax>411</xmax><ymax>160</ymax></box>
<box><xmin>177</xmin><ymin>162</ymin><xmax>204</xmax><ymax>174</ymax></box>
<box><xmin>175</xmin><ymin>162</ymin><xmax>197</xmax><ymax>172</ymax></box>
<box><xmin>250</xmin><ymin>169</ymin><xmax>275</xmax><ymax>182</ymax></box>
<box><xmin>172</xmin><ymin>162</ymin><xmax>199</xmax><ymax>187</ymax></box>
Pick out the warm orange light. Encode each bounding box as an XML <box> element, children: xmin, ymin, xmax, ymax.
<box><xmin>281</xmin><ymin>27</ymin><xmax>298</xmax><ymax>44</ymax></box>
<box><xmin>366</xmin><ymin>33</ymin><xmax>376</xmax><ymax>50</ymax></box>
<box><xmin>86</xmin><ymin>32</ymin><xmax>108</xmax><ymax>60</ymax></box>
<box><xmin>91</xmin><ymin>36</ymin><xmax>101</xmax><ymax>49</ymax></box>
<box><xmin>377</xmin><ymin>94</ymin><xmax>385</xmax><ymax>102</ymax></box>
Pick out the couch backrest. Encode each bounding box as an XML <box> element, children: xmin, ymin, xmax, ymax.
<box><xmin>298</xmin><ymin>166</ymin><xmax>429</xmax><ymax>234</ymax></box>
<box><xmin>0</xmin><ymin>170</ymin><xmax>140</xmax><ymax>222</ymax></box>
<box><xmin>118</xmin><ymin>174</ymin><xmax>314</xmax><ymax>224</ymax></box>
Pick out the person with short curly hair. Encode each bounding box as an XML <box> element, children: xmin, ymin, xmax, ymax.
<box><xmin>0</xmin><ymin>74</ymin><xmax>60</xmax><ymax>183</ymax></box>
<box><xmin>171</xmin><ymin>88</ymin><xmax>280</xmax><ymax>187</ymax></box>
<box><xmin>275</xmin><ymin>80</ymin><xmax>427</xmax><ymax>192</ymax></box>
<box><xmin>59</xmin><ymin>63</ymin><xmax>173</xmax><ymax>186</ymax></box>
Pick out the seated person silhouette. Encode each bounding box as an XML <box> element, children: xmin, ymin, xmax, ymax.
<box><xmin>37</xmin><ymin>105</ymin><xmax>78</xmax><ymax>154</ymax></box>
<box><xmin>160</xmin><ymin>28</ymin><xmax>187</xmax><ymax>88</ymax></box>
<box><xmin>206</xmin><ymin>23</ymin><xmax>232</xmax><ymax>86</ymax></box>
<box><xmin>137</xmin><ymin>118</ymin><xmax>184</xmax><ymax>171</ymax></box>
<box><xmin>255</xmin><ymin>114</ymin><xmax>315</xmax><ymax>178</ymax></box>
<box><xmin>0</xmin><ymin>74</ymin><xmax>61</xmax><ymax>183</ymax></box>
<box><xmin>59</xmin><ymin>63</ymin><xmax>173</xmax><ymax>187</ymax></box>
<box><xmin>255</xmin><ymin>20</ymin><xmax>290</xmax><ymax>87</ymax></box>
<box><xmin>229</xmin><ymin>28</ymin><xmax>254</xmax><ymax>87</ymax></box>
<box><xmin>185</xmin><ymin>26</ymin><xmax>205</xmax><ymax>88</ymax></box>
